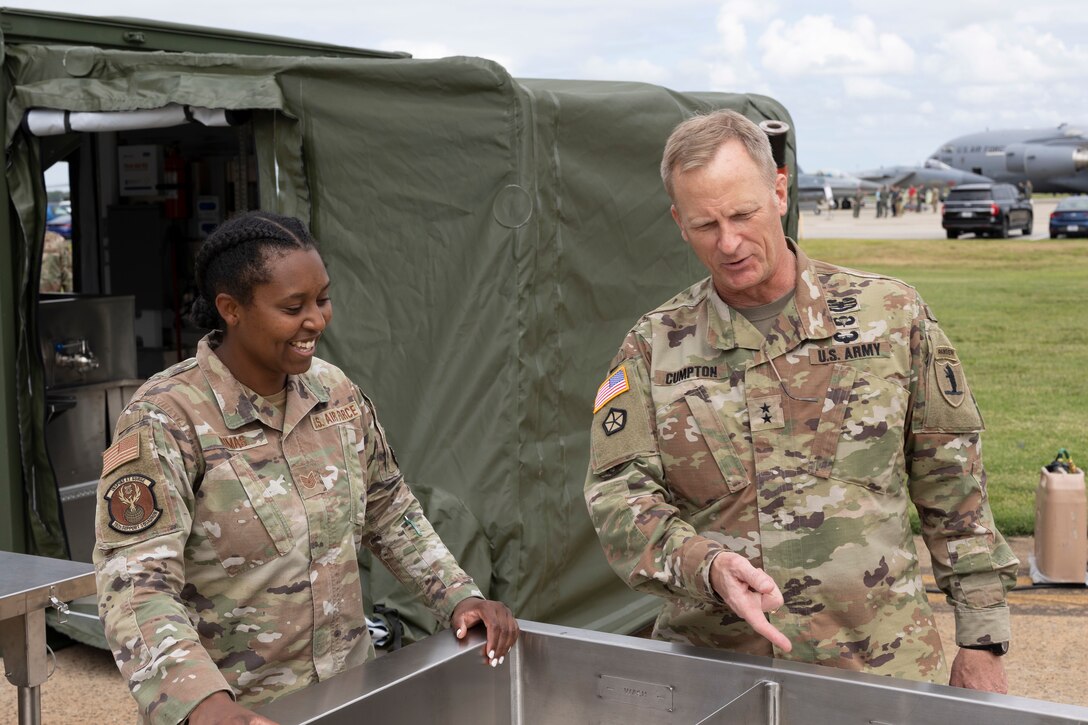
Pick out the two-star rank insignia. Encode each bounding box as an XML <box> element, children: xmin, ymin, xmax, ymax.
<box><xmin>602</xmin><ymin>407</ymin><xmax>627</xmax><ymax>436</ymax></box>
<box><xmin>748</xmin><ymin>395</ymin><xmax>785</xmax><ymax>431</ymax></box>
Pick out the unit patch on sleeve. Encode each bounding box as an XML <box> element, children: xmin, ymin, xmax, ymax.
<box><xmin>103</xmin><ymin>474</ymin><xmax>162</xmax><ymax>534</ymax></box>
<box><xmin>919</xmin><ymin>328</ymin><xmax>983</xmax><ymax>433</ymax></box>
<box><xmin>601</xmin><ymin>408</ymin><xmax>627</xmax><ymax>436</ymax></box>
<box><xmin>310</xmin><ymin>402</ymin><xmax>362</xmax><ymax>430</ymax></box>
<box><xmin>589</xmin><ymin>362</ymin><xmax>655</xmax><ymax>474</ymax></box>
<box><xmin>593</xmin><ymin>367</ymin><xmax>629</xmax><ymax>413</ymax></box>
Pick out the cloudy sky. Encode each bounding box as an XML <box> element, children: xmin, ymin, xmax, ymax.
<box><xmin>26</xmin><ymin>0</ymin><xmax>1088</xmax><ymax>175</ymax></box>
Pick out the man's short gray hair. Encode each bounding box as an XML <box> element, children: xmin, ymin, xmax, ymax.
<box><xmin>660</xmin><ymin>110</ymin><xmax>777</xmax><ymax>199</ymax></box>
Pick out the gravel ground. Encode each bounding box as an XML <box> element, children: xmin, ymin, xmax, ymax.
<box><xmin>3</xmin><ymin>536</ymin><xmax>1085</xmax><ymax>723</ymax></box>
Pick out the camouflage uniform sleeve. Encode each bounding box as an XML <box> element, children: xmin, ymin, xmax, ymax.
<box><xmin>584</xmin><ymin>338</ymin><xmax>727</xmax><ymax>606</ymax></box>
<box><xmin>93</xmin><ymin>402</ymin><xmax>232</xmax><ymax>725</ymax></box>
<box><xmin>356</xmin><ymin>390</ymin><xmax>483</xmax><ymax>625</ymax></box>
<box><xmin>905</xmin><ymin>303</ymin><xmax>1019</xmax><ymax>648</ymax></box>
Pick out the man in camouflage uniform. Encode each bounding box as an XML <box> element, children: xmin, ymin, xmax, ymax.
<box><xmin>585</xmin><ymin>110</ymin><xmax>1018</xmax><ymax>691</ymax></box>
<box><xmin>40</xmin><ymin>229</ymin><xmax>72</xmax><ymax>293</ymax></box>
<box><xmin>95</xmin><ymin>333</ymin><xmax>486</xmax><ymax>723</ymax></box>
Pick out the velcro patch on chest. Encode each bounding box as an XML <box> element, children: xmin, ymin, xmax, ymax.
<box><xmin>220</xmin><ymin>429</ymin><xmax>268</xmax><ymax>451</ymax></box>
<box><xmin>808</xmin><ymin>341</ymin><xmax>890</xmax><ymax>365</ymax></box>
<box><xmin>310</xmin><ymin>402</ymin><xmax>361</xmax><ymax>430</ymax></box>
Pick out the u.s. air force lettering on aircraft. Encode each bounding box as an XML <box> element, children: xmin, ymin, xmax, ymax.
<box><xmin>933</xmin><ymin>123</ymin><xmax>1088</xmax><ymax>193</ymax></box>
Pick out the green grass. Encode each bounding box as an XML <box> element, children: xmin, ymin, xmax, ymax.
<box><xmin>802</xmin><ymin>238</ymin><xmax>1088</xmax><ymax>535</ymax></box>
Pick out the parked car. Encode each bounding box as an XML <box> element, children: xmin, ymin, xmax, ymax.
<box><xmin>1049</xmin><ymin>196</ymin><xmax>1088</xmax><ymax>238</ymax></box>
<box><xmin>941</xmin><ymin>183</ymin><xmax>1032</xmax><ymax>239</ymax></box>
<box><xmin>45</xmin><ymin>212</ymin><xmax>71</xmax><ymax>239</ymax></box>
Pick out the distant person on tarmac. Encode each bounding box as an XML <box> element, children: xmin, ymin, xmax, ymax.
<box><xmin>39</xmin><ymin>230</ymin><xmax>72</xmax><ymax>293</ymax></box>
<box><xmin>852</xmin><ymin>186</ymin><xmax>863</xmax><ymax>218</ymax></box>
<box><xmin>94</xmin><ymin>212</ymin><xmax>518</xmax><ymax>725</ymax></box>
<box><xmin>585</xmin><ymin>109</ymin><xmax>1018</xmax><ymax>694</ymax></box>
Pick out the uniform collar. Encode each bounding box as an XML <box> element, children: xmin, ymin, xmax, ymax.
<box><xmin>196</xmin><ymin>332</ymin><xmax>331</xmax><ymax>432</ymax></box>
<box><xmin>704</xmin><ymin>238</ymin><xmax>835</xmax><ymax>354</ymax></box>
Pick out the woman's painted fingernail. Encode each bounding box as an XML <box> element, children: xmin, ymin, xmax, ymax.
<box><xmin>490</xmin><ymin>659</ymin><xmax>498</xmax><ymax>667</ymax></box>
<box><xmin>499</xmin><ymin>656</ymin><xmax>505</xmax><ymax>665</ymax></box>
<box><xmin>456</xmin><ymin>628</ymin><xmax>463</xmax><ymax>637</ymax></box>
<box><xmin>488</xmin><ymin>650</ymin><xmax>495</xmax><ymax>659</ymax></box>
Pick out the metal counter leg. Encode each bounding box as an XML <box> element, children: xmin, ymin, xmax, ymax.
<box><xmin>0</xmin><ymin>608</ymin><xmax>49</xmax><ymax>725</ymax></box>
<box><xmin>18</xmin><ymin>685</ymin><xmax>42</xmax><ymax>725</ymax></box>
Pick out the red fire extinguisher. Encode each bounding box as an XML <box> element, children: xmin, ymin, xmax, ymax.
<box><xmin>163</xmin><ymin>145</ymin><xmax>189</xmax><ymax>219</ymax></box>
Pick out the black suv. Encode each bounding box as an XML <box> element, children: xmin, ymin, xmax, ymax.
<box><xmin>941</xmin><ymin>183</ymin><xmax>1033</xmax><ymax>239</ymax></box>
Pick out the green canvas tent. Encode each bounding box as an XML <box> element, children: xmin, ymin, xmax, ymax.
<box><xmin>0</xmin><ymin>8</ymin><xmax>798</xmax><ymax>642</ymax></box>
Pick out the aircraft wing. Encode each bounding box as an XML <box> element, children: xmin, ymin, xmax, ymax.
<box><xmin>856</xmin><ymin>165</ymin><xmax>990</xmax><ymax>188</ymax></box>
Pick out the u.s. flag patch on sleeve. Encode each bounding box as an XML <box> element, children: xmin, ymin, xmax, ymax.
<box><xmin>593</xmin><ymin>367</ymin><xmax>629</xmax><ymax>413</ymax></box>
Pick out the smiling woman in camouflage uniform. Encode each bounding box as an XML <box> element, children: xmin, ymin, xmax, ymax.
<box><xmin>94</xmin><ymin>212</ymin><xmax>517</xmax><ymax>725</ymax></box>
<box><xmin>585</xmin><ymin>110</ymin><xmax>1017</xmax><ymax>693</ymax></box>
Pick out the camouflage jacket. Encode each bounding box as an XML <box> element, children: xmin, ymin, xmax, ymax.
<box><xmin>94</xmin><ymin>333</ymin><xmax>482</xmax><ymax>724</ymax></box>
<box><xmin>40</xmin><ymin>230</ymin><xmax>72</xmax><ymax>293</ymax></box>
<box><xmin>585</xmin><ymin>242</ymin><xmax>1018</xmax><ymax>682</ymax></box>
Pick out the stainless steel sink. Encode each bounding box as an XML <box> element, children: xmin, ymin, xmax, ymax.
<box><xmin>258</xmin><ymin>620</ymin><xmax>1088</xmax><ymax>724</ymax></box>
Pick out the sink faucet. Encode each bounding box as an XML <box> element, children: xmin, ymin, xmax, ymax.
<box><xmin>54</xmin><ymin>339</ymin><xmax>100</xmax><ymax>373</ymax></box>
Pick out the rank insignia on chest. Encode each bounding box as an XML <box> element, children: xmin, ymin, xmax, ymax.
<box><xmin>103</xmin><ymin>474</ymin><xmax>162</xmax><ymax>534</ymax></box>
<box><xmin>593</xmin><ymin>367</ymin><xmax>629</xmax><ymax>413</ymax></box>
<box><xmin>747</xmin><ymin>394</ymin><xmax>785</xmax><ymax>431</ymax></box>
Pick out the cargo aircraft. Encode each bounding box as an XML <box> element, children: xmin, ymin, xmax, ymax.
<box><xmin>931</xmin><ymin>124</ymin><xmax>1088</xmax><ymax>193</ymax></box>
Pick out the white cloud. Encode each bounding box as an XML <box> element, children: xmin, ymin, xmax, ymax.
<box><xmin>758</xmin><ymin>15</ymin><xmax>915</xmax><ymax>76</ymax></box>
<box><xmin>715</xmin><ymin>0</ymin><xmax>778</xmax><ymax>56</ymax></box>
<box><xmin>918</xmin><ymin>101</ymin><xmax>935</xmax><ymax>114</ymax></box>
<box><xmin>843</xmin><ymin>76</ymin><xmax>910</xmax><ymax>100</ymax></box>
<box><xmin>581</xmin><ymin>57</ymin><xmax>670</xmax><ymax>84</ymax></box>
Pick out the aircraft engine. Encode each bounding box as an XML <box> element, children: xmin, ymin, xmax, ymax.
<box><xmin>1022</xmin><ymin>144</ymin><xmax>1088</xmax><ymax>177</ymax></box>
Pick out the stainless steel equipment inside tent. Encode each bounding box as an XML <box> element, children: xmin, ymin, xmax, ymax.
<box><xmin>259</xmin><ymin>620</ymin><xmax>1088</xmax><ymax>724</ymax></box>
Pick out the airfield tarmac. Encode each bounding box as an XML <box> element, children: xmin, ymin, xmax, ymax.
<box><xmin>800</xmin><ymin>197</ymin><xmax>1059</xmax><ymax>240</ymax></box>
<box><xmin>1</xmin><ymin>537</ymin><xmax>1086</xmax><ymax>722</ymax></box>
<box><xmin>0</xmin><ymin>196</ymin><xmax>1081</xmax><ymax>720</ymax></box>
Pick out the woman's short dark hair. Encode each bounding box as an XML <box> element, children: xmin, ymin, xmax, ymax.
<box><xmin>189</xmin><ymin>211</ymin><xmax>318</xmax><ymax>329</ymax></box>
